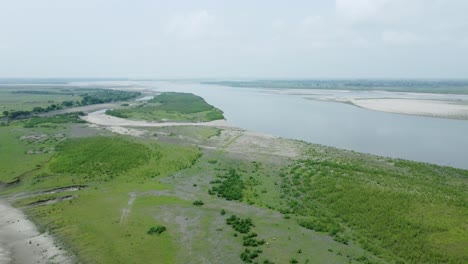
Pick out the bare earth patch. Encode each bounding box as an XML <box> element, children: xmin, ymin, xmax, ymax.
<box><xmin>0</xmin><ymin>200</ymin><xmax>73</xmax><ymax>264</ymax></box>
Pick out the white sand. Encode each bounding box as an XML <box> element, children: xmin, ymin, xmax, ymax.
<box><xmin>0</xmin><ymin>200</ymin><xmax>73</xmax><ymax>264</ymax></box>
<box><xmin>81</xmin><ymin>110</ymin><xmax>232</xmax><ymax>128</ymax></box>
<box><xmin>351</xmin><ymin>99</ymin><xmax>468</xmax><ymax>119</ymax></box>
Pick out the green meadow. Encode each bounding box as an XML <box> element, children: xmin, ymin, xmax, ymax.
<box><xmin>106</xmin><ymin>92</ymin><xmax>224</xmax><ymax>122</ymax></box>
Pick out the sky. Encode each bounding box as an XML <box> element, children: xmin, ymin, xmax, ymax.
<box><xmin>0</xmin><ymin>0</ymin><xmax>467</xmax><ymax>79</ymax></box>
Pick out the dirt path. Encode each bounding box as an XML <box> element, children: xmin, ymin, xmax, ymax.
<box><xmin>0</xmin><ymin>200</ymin><xmax>73</xmax><ymax>264</ymax></box>
<box><xmin>119</xmin><ymin>192</ymin><xmax>136</xmax><ymax>225</ymax></box>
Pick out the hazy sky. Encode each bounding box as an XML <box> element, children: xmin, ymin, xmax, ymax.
<box><xmin>1</xmin><ymin>0</ymin><xmax>467</xmax><ymax>79</ymax></box>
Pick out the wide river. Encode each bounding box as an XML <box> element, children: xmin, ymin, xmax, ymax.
<box><xmin>112</xmin><ymin>81</ymin><xmax>468</xmax><ymax>169</ymax></box>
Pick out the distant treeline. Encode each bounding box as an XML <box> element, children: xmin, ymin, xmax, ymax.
<box><xmin>3</xmin><ymin>89</ymin><xmax>140</xmax><ymax>119</ymax></box>
<box><xmin>204</xmin><ymin>79</ymin><xmax>468</xmax><ymax>94</ymax></box>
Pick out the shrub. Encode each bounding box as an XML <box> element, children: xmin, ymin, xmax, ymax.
<box><xmin>193</xmin><ymin>200</ymin><xmax>204</xmax><ymax>206</ymax></box>
<box><xmin>226</xmin><ymin>215</ymin><xmax>254</xmax><ymax>234</ymax></box>
<box><xmin>147</xmin><ymin>225</ymin><xmax>166</xmax><ymax>235</ymax></box>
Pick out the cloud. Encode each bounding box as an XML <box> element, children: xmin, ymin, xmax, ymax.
<box><xmin>165</xmin><ymin>10</ymin><xmax>215</xmax><ymax>38</ymax></box>
<box><xmin>335</xmin><ymin>0</ymin><xmax>391</xmax><ymax>22</ymax></box>
<box><xmin>381</xmin><ymin>31</ymin><xmax>420</xmax><ymax>46</ymax></box>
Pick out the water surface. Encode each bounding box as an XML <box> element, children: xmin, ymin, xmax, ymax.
<box><xmin>147</xmin><ymin>81</ymin><xmax>468</xmax><ymax>169</ymax></box>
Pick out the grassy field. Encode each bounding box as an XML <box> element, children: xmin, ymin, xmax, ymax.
<box><xmin>1</xmin><ymin>87</ymin><xmax>467</xmax><ymax>264</ymax></box>
<box><xmin>0</xmin><ymin>88</ymin><xmax>79</xmax><ymax>117</ymax></box>
<box><xmin>106</xmin><ymin>92</ymin><xmax>224</xmax><ymax>122</ymax></box>
<box><xmin>0</xmin><ymin>86</ymin><xmax>140</xmax><ymax>118</ymax></box>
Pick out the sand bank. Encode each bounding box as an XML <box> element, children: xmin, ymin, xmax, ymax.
<box><xmin>0</xmin><ymin>200</ymin><xmax>73</xmax><ymax>264</ymax></box>
<box><xmin>351</xmin><ymin>99</ymin><xmax>468</xmax><ymax>119</ymax></box>
<box><xmin>81</xmin><ymin>110</ymin><xmax>232</xmax><ymax>128</ymax></box>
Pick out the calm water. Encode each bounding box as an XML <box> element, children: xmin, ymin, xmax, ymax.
<box><xmin>149</xmin><ymin>81</ymin><xmax>468</xmax><ymax>169</ymax></box>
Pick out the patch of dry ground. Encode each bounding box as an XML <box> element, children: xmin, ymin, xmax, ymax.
<box><xmin>0</xmin><ymin>201</ymin><xmax>73</xmax><ymax>264</ymax></box>
<box><xmin>351</xmin><ymin>98</ymin><xmax>468</xmax><ymax>119</ymax></box>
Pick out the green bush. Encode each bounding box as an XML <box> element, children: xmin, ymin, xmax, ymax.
<box><xmin>226</xmin><ymin>215</ymin><xmax>254</xmax><ymax>234</ymax></box>
<box><xmin>147</xmin><ymin>225</ymin><xmax>166</xmax><ymax>235</ymax></box>
<box><xmin>210</xmin><ymin>169</ymin><xmax>244</xmax><ymax>201</ymax></box>
<box><xmin>193</xmin><ymin>200</ymin><xmax>204</xmax><ymax>206</ymax></box>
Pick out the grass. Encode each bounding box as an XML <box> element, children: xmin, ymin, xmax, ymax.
<box><xmin>1</xmin><ymin>86</ymin><xmax>467</xmax><ymax>264</ymax></box>
<box><xmin>0</xmin><ymin>125</ymin><xmax>55</xmax><ymax>183</ymax></box>
<box><xmin>49</xmin><ymin>136</ymin><xmax>152</xmax><ymax>179</ymax></box>
<box><xmin>0</xmin><ymin>88</ymin><xmax>80</xmax><ymax>117</ymax></box>
<box><xmin>276</xmin><ymin>152</ymin><xmax>468</xmax><ymax>263</ymax></box>
<box><xmin>3</xmin><ymin>133</ymin><xmax>201</xmax><ymax>263</ymax></box>
<box><xmin>0</xmin><ymin>87</ymin><xmax>140</xmax><ymax>118</ymax></box>
<box><xmin>106</xmin><ymin>92</ymin><xmax>224</xmax><ymax>122</ymax></box>
<box><xmin>27</xmin><ymin>186</ymin><xmax>178</xmax><ymax>264</ymax></box>
<box><xmin>23</xmin><ymin>112</ymin><xmax>86</xmax><ymax>128</ymax></box>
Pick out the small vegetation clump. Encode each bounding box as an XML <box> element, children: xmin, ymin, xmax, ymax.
<box><xmin>226</xmin><ymin>215</ymin><xmax>254</xmax><ymax>234</ymax></box>
<box><xmin>243</xmin><ymin>232</ymin><xmax>266</xmax><ymax>247</ymax></box>
<box><xmin>240</xmin><ymin>248</ymin><xmax>262</xmax><ymax>263</ymax></box>
<box><xmin>209</xmin><ymin>169</ymin><xmax>244</xmax><ymax>201</ymax></box>
<box><xmin>192</xmin><ymin>200</ymin><xmax>204</xmax><ymax>206</ymax></box>
<box><xmin>147</xmin><ymin>225</ymin><xmax>167</xmax><ymax>235</ymax></box>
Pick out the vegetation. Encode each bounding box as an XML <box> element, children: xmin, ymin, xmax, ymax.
<box><xmin>209</xmin><ymin>169</ymin><xmax>244</xmax><ymax>200</ymax></box>
<box><xmin>1</xmin><ymin>86</ymin><xmax>467</xmax><ymax>264</ymax></box>
<box><xmin>80</xmin><ymin>90</ymin><xmax>140</xmax><ymax>105</ymax></box>
<box><xmin>226</xmin><ymin>215</ymin><xmax>254</xmax><ymax>234</ymax></box>
<box><xmin>49</xmin><ymin>137</ymin><xmax>151</xmax><ymax>179</ymax></box>
<box><xmin>105</xmin><ymin>92</ymin><xmax>224</xmax><ymax>122</ymax></box>
<box><xmin>147</xmin><ymin>225</ymin><xmax>167</xmax><ymax>235</ymax></box>
<box><xmin>192</xmin><ymin>200</ymin><xmax>204</xmax><ymax>206</ymax></box>
<box><xmin>243</xmin><ymin>232</ymin><xmax>266</xmax><ymax>247</ymax></box>
<box><xmin>204</xmin><ymin>79</ymin><xmax>468</xmax><ymax>95</ymax></box>
<box><xmin>1</xmin><ymin>88</ymin><xmax>139</xmax><ymax>119</ymax></box>
<box><xmin>23</xmin><ymin>112</ymin><xmax>86</xmax><ymax>128</ymax></box>
<box><xmin>240</xmin><ymin>248</ymin><xmax>262</xmax><ymax>263</ymax></box>
<box><xmin>279</xmin><ymin>156</ymin><xmax>468</xmax><ymax>263</ymax></box>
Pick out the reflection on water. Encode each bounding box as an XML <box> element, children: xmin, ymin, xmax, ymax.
<box><xmin>132</xmin><ymin>81</ymin><xmax>468</xmax><ymax>169</ymax></box>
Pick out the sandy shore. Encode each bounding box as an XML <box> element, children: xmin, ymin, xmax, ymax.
<box><xmin>351</xmin><ymin>99</ymin><xmax>468</xmax><ymax>119</ymax></box>
<box><xmin>81</xmin><ymin>110</ymin><xmax>233</xmax><ymax>128</ymax></box>
<box><xmin>0</xmin><ymin>200</ymin><xmax>73</xmax><ymax>264</ymax></box>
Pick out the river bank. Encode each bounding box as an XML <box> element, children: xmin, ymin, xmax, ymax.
<box><xmin>0</xmin><ymin>200</ymin><xmax>73</xmax><ymax>264</ymax></box>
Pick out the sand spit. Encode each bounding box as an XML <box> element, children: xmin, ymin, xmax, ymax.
<box><xmin>265</xmin><ymin>88</ymin><xmax>468</xmax><ymax>120</ymax></box>
<box><xmin>81</xmin><ymin>110</ymin><xmax>233</xmax><ymax>128</ymax></box>
<box><xmin>351</xmin><ymin>99</ymin><xmax>468</xmax><ymax>120</ymax></box>
<box><xmin>0</xmin><ymin>200</ymin><xmax>73</xmax><ymax>264</ymax></box>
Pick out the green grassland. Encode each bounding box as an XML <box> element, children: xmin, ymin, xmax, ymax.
<box><xmin>106</xmin><ymin>92</ymin><xmax>224</xmax><ymax>122</ymax></box>
<box><xmin>0</xmin><ymin>88</ymin><xmax>467</xmax><ymax>264</ymax></box>
<box><xmin>0</xmin><ymin>88</ymin><xmax>79</xmax><ymax>117</ymax></box>
<box><xmin>0</xmin><ymin>86</ymin><xmax>140</xmax><ymax>118</ymax></box>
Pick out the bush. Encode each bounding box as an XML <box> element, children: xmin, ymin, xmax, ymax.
<box><xmin>210</xmin><ymin>169</ymin><xmax>244</xmax><ymax>201</ymax></box>
<box><xmin>240</xmin><ymin>248</ymin><xmax>262</xmax><ymax>263</ymax></box>
<box><xmin>147</xmin><ymin>225</ymin><xmax>166</xmax><ymax>235</ymax></box>
<box><xmin>193</xmin><ymin>200</ymin><xmax>204</xmax><ymax>206</ymax></box>
<box><xmin>226</xmin><ymin>215</ymin><xmax>254</xmax><ymax>234</ymax></box>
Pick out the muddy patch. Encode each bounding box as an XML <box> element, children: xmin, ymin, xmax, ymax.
<box><xmin>0</xmin><ymin>200</ymin><xmax>74</xmax><ymax>264</ymax></box>
<box><xmin>27</xmin><ymin>195</ymin><xmax>76</xmax><ymax>207</ymax></box>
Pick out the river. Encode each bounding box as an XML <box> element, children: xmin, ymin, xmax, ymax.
<box><xmin>139</xmin><ymin>81</ymin><xmax>468</xmax><ymax>169</ymax></box>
